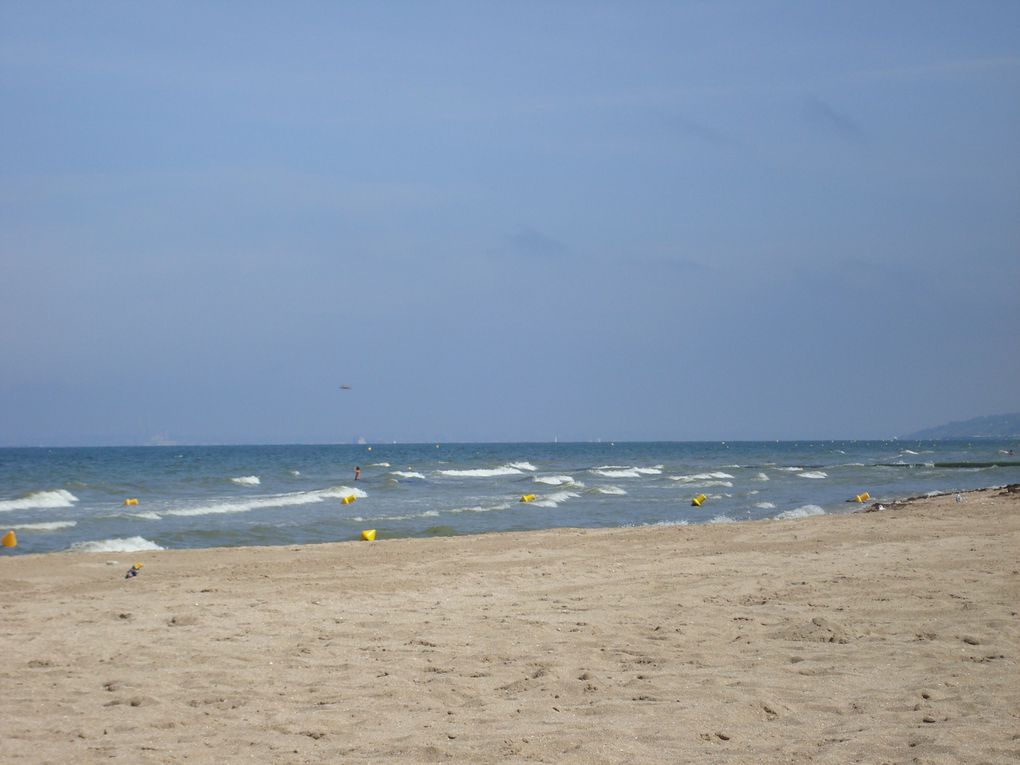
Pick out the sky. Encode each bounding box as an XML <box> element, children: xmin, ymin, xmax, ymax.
<box><xmin>2</xmin><ymin>2</ymin><xmax>1018</xmax><ymax>446</ymax></box>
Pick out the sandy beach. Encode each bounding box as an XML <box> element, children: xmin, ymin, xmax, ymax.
<box><xmin>1</xmin><ymin>486</ymin><xmax>1017</xmax><ymax>764</ymax></box>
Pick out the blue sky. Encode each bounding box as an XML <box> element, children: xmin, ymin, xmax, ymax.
<box><xmin>2</xmin><ymin>2</ymin><xmax>1018</xmax><ymax>445</ymax></box>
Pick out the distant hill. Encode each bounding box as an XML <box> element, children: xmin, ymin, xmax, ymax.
<box><xmin>901</xmin><ymin>413</ymin><xmax>1020</xmax><ymax>440</ymax></box>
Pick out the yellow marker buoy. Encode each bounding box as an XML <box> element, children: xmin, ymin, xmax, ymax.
<box><xmin>123</xmin><ymin>498</ymin><xmax>139</xmax><ymax>506</ymax></box>
<box><xmin>691</xmin><ymin>494</ymin><xmax>707</xmax><ymax>507</ymax></box>
<box><xmin>361</xmin><ymin>529</ymin><xmax>376</xmax><ymax>541</ymax></box>
<box><xmin>2</xmin><ymin>530</ymin><xmax>16</xmax><ymax>548</ymax></box>
<box><xmin>854</xmin><ymin>492</ymin><xmax>871</xmax><ymax>503</ymax></box>
<box><xmin>520</xmin><ymin>494</ymin><xmax>536</xmax><ymax>503</ymax></box>
<box><xmin>342</xmin><ymin>495</ymin><xmax>357</xmax><ymax>505</ymax></box>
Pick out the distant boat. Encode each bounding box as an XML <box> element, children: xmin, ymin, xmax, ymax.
<box><xmin>339</xmin><ymin>385</ymin><xmax>352</xmax><ymax>390</ymax></box>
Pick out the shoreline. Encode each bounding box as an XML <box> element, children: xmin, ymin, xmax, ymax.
<box><xmin>3</xmin><ymin>483</ymin><xmax>1018</xmax><ymax>561</ymax></box>
<box><xmin>2</xmin><ymin>485</ymin><xmax>1018</xmax><ymax>763</ymax></box>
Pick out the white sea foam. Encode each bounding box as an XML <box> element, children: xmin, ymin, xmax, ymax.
<box><xmin>592</xmin><ymin>468</ymin><xmax>642</xmax><ymax>478</ymax></box>
<box><xmin>164</xmin><ymin>486</ymin><xmax>366</xmax><ymax>517</ymax></box>
<box><xmin>370</xmin><ymin>462</ymin><xmax>391</xmax><ymax>467</ymax></box>
<box><xmin>533</xmin><ymin>475</ymin><xmax>579</xmax><ymax>486</ymax></box>
<box><xmin>754</xmin><ymin>472</ymin><xmax>770</xmax><ymax>481</ymax></box>
<box><xmin>231</xmin><ymin>475</ymin><xmax>261</xmax><ymax>486</ymax></box>
<box><xmin>775</xmin><ymin>505</ymin><xmax>826</xmax><ymax>520</ymax></box>
<box><xmin>797</xmin><ymin>471</ymin><xmax>828</xmax><ymax>479</ymax></box>
<box><xmin>754</xmin><ymin>502</ymin><xmax>776</xmax><ymax>510</ymax></box>
<box><xmin>439</xmin><ymin>466</ymin><xmax>523</xmax><ymax>478</ymax></box>
<box><xmin>391</xmin><ymin>471</ymin><xmax>426</xmax><ymax>479</ymax></box>
<box><xmin>510</xmin><ymin>461</ymin><xmax>538</xmax><ymax>471</ymax></box>
<box><xmin>289</xmin><ymin>470</ymin><xmax>301</xmax><ymax>476</ymax></box>
<box><xmin>594</xmin><ymin>486</ymin><xmax>627</xmax><ymax>495</ymax></box>
<box><xmin>669</xmin><ymin>471</ymin><xmax>735</xmax><ymax>482</ymax></box>
<box><xmin>778</xmin><ymin>467</ymin><xmax>804</xmax><ymax>472</ymax></box>
<box><xmin>591</xmin><ymin>465</ymin><xmax>661</xmax><ymax>477</ymax></box>
<box><xmin>447</xmin><ymin>503</ymin><xmax>512</xmax><ymax>514</ymax></box>
<box><xmin>0</xmin><ymin>489</ymin><xmax>79</xmax><ymax>512</ymax></box>
<box><xmin>901</xmin><ymin>449</ymin><xmax>919</xmax><ymax>455</ymax></box>
<box><xmin>9</xmin><ymin>521</ymin><xmax>77</xmax><ymax>531</ymax></box>
<box><xmin>126</xmin><ymin>511</ymin><xmax>162</xmax><ymax>521</ymax></box>
<box><xmin>708</xmin><ymin>515</ymin><xmax>735</xmax><ymax>524</ymax></box>
<box><xmin>533</xmin><ymin>491</ymin><xmax>580</xmax><ymax>508</ymax></box>
<box><xmin>68</xmin><ymin>536</ymin><xmax>165</xmax><ymax>553</ymax></box>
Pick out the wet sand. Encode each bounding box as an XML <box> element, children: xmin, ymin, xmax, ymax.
<box><xmin>1</xmin><ymin>486</ymin><xmax>1018</xmax><ymax>764</ymax></box>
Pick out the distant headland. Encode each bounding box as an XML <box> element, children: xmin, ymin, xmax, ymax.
<box><xmin>901</xmin><ymin>413</ymin><xmax>1020</xmax><ymax>440</ymax></box>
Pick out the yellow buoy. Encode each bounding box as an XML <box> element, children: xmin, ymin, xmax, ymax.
<box><xmin>123</xmin><ymin>498</ymin><xmax>139</xmax><ymax>506</ymax></box>
<box><xmin>2</xmin><ymin>530</ymin><xmax>16</xmax><ymax>548</ymax></box>
<box><xmin>855</xmin><ymin>492</ymin><xmax>870</xmax><ymax>503</ymax></box>
<box><xmin>691</xmin><ymin>494</ymin><xmax>707</xmax><ymax>507</ymax></box>
<box><xmin>361</xmin><ymin>529</ymin><xmax>376</xmax><ymax>541</ymax></box>
<box><xmin>342</xmin><ymin>495</ymin><xmax>357</xmax><ymax>505</ymax></box>
<box><xmin>520</xmin><ymin>494</ymin><xmax>536</xmax><ymax>503</ymax></box>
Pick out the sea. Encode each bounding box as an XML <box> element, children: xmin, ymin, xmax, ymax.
<box><xmin>1</xmin><ymin>440</ymin><xmax>1018</xmax><ymax>556</ymax></box>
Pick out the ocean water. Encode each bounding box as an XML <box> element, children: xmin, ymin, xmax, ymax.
<box><xmin>1</xmin><ymin>441</ymin><xmax>1018</xmax><ymax>556</ymax></box>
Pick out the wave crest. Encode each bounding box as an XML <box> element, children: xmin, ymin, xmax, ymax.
<box><xmin>0</xmin><ymin>489</ymin><xmax>79</xmax><ymax>513</ymax></box>
<box><xmin>69</xmin><ymin>536</ymin><xmax>165</xmax><ymax>553</ymax></box>
<box><xmin>774</xmin><ymin>505</ymin><xmax>826</xmax><ymax>520</ymax></box>
<box><xmin>165</xmin><ymin>486</ymin><xmax>367</xmax><ymax>517</ymax></box>
<box><xmin>439</xmin><ymin>466</ymin><xmax>523</xmax><ymax>478</ymax></box>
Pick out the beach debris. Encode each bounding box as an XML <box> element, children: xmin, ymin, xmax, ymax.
<box><xmin>691</xmin><ymin>494</ymin><xmax>707</xmax><ymax>507</ymax></box>
<box><xmin>847</xmin><ymin>492</ymin><xmax>871</xmax><ymax>503</ymax></box>
<box><xmin>955</xmin><ymin>493</ymin><xmax>962</xmax><ymax>503</ymax></box>
<box><xmin>2</xmin><ymin>530</ymin><xmax>16</xmax><ymax>548</ymax></box>
<box><xmin>124</xmin><ymin>562</ymin><xmax>142</xmax><ymax>579</ymax></box>
<box><xmin>361</xmin><ymin>529</ymin><xmax>376</xmax><ymax>541</ymax></box>
<box><xmin>520</xmin><ymin>494</ymin><xmax>536</xmax><ymax>503</ymax></box>
<box><xmin>342</xmin><ymin>495</ymin><xmax>357</xmax><ymax>505</ymax></box>
<box><xmin>123</xmin><ymin>498</ymin><xmax>139</xmax><ymax>506</ymax></box>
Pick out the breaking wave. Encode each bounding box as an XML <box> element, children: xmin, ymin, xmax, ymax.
<box><xmin>533</xmin><ymin>491</ymin><xmax>580</xmax><ymax>508</ymax></box>
<box><xmin>0</xmin><ymin>489</ymin><xmax>79</xmax><ymax>513</ymax></box>
<box><xmin>591</xmin><ymin>465</ymin><xmax>662</xmax><ymax>478</ymax></box>
<box><xmin>774</xmin><ymin>504</ymin><xmax>826</xmax><ymax>520</ymax></box>
<box><xmin>9</xmin><ymin>521</ymin><xmax>77</xmax><ymax>531</ymax></box>
<box><xmin>231</xmin><ymin>476</ymin><xmax>261</xmax><ymax>486</ymax></box>
<box><xmin>164</xmin><ymin>486</ymin><xmax>367</xmax><ymax>517</ymax></box>
<box><xmin>439</xmin><ymin>465</ymin><xmax>524</xmax><ymax>478</ymax></box>
<box><xmin>68</xmin><ymin>536</ymin><xmax>165</xmax><ymax>553</ymax></box>
<box><xmin>797</xmin><ymin>471</ymin><xmax>828</xmax><ymax>479</ymax></box>
<box><xmin>670</xmin><ymin>472</ymin><xmax>735</xmax><ymax>483</ymax></box>
<box><xmin>391</xmin><ymin>471</ymin><xmax>425</xmax><ymax>479</ymax></box>
<box><xmin>533</xmin><ymin>475</ymin><xmax>579</xmax><ymax>486</ymax></box>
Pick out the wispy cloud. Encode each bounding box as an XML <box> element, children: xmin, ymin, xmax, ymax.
<box><xmin>802</xmin><ymin>96</ymin><xmax>865</xmax><ymax>143</ymax></box>
<box><xmin>504</xmin><ymin>226</ymin><xmax>569</xmax><ymax>258</ymax></box>
<box><xmin>657</xmin><ymin>111</ymin><xmax>739</xmax><ymax>148</ymax></box>
<box><xmin>856</xmin><ymin>55</ymin><xmax>1020</xmax><ymax>82</ymax></box>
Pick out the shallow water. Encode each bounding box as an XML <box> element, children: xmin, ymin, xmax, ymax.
<box><xmin>1</xmin><ymin>440</ymin><xmax>1017</xmax><ymax>554</ymax></box>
